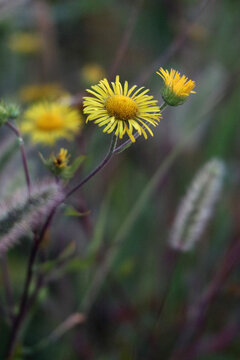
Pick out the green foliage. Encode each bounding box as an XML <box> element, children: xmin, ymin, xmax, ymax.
<box><xmin>0</xmin><ymin>101</ymin><xmax>20</xmax><ymax>126</ymax></box>
<box><xmin>39</xmin><ymin>152</ymin><xmax>85</xmax><ymax>181</ymax></box>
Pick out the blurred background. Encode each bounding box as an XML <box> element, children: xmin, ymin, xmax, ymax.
<box><xmin>1</xmin><ymin>0</ymin><xmax>240</xmax><ymax>359</ymax></box>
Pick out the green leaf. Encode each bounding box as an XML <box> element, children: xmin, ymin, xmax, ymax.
<box><xmin>64</xmin><ymin>205</ymin><xmax>90</xmax><ymax>217</ymax></box>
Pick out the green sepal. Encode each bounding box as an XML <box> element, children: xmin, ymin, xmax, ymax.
<box><xmin>0</xmin><ymin>103</ymin><xmax>9</xmax><ymax>126</ymax></box>
<box><xmin>39</xmin><ymin>153</ymin><xmax>85</xmax><ymax>181</ymax></box>
<box><xmin>161</xmin><ymin>86</ymin><xmax>187</xmax><ymax>106</ymax></box>
<box><xmin>0</xmin><ymin>101</ymin><xmax>20</xmax><ymax>126</ymax></box>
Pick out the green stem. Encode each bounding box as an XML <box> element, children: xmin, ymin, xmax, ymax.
<box><xmin>5</xmin><ymin>135</ymin><xmax>118</xmax><ymax>358</ymax></box>
<box><xmin>81</xmin><ymin>135</ymin><xmax>187</xmax><ymax>312</ymax></box>
<box><xmin>160</xmin><ymin>101</ymin><xmax>167</xmax><ymax>111</ymax></box>
<box><xmin>114</xmin><ymin>102</ymin><xmax>168</xmax><ymax>154</ymax></box>
<box><xmin>65</xmin><ymin>134</ymin><xmax>118</xmax><ymax>200</ymax></box>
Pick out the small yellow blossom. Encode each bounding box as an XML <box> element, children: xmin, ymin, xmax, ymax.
<box><xmin>19</xmin><ymin>83</ymin><xmax>68</xmax><ymax>103</ymax></box>
<box><xmin>157</xmin><ymin>68</ymin><xmax>196</xmax><ymax>106</ymax></box>
<box><xmin>21</xmin><ymin>102</ymin><xmax>82</xmax><ymax>145</ymax></box>
<box><xmin>53</xmin><ymin>148</ymin><xmax>70</xmax><ymax>169</ymax></box>
<box><xmin>8</xmin><ymin>32</ymin><xmax>43</xmax><ymax>54</ymax></box>
<box><xmin>83</xmin><ymin>76</ymin><xmax>161</xmax><ymax>142</ymax></box>
<box><xmin>81</xmin><ymin>63</ymin><xmax>106</xmax><ymax>85</ymax></box>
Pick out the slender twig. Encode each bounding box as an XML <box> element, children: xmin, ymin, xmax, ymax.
<box><xmin>80</xmin><ymin>136</ymin><xmax>192</xmax><ymax>313</ymax></box>
<box><xmin>64</xmin><ymin>134</ymin><xmax>118</xmax><ymax>200</ymax></box>
<box><xmin>6</xmin><ymin>121</ymin><xmax>31</xmax><ymax>197</ymax></box>
<box><xmin>5</xmin><ymin>206</ymin><xmax>58</xmax><ymax>358</ymax></box>
<box><xmin>109</xmin><ymin>0</ymin><xmax>144</xmax><ymax>79</ymax></box>
<box><xmin>5</xmin><ymin>233</ymin><xmax>40</xmax><ymax>359</ymax></box>
<box><xmin>114</xmin><ymin>102</ymin><xmax>167</xmax><ymax>154</ymax></box>
<box><xmin>5</xmin><ymin>135</ymin><xmax>118</xmax><ymax>358</ymax></box>
<box><xmin>79</xmin><ymin>84</ymin><xmax>226</xmax><ymax>314</ymax></box>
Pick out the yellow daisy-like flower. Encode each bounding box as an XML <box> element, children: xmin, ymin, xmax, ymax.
<box><xmin>21</xmin><ymin>102</ymin><xmax>82</xmax><ymax>145</ymax></box>
<box><xmin>8</xmin><ymin>32</ymin><xmax>43</xmax><ymax>54</ymax></box>
<box><xmin>53</xmin><ymin>148</ymin><xmax>70</xmax><ymax>169</ymax></box>
<box><xmin>83</xmin><ymin>76</ymin><xmax>161</xmax><ymax>142</ymax></box>
<box><xmin>19</xmin><ymin>83</ymin><xmax>68</xmax><ymax>103</ymax></box>
<box><xmin>157</xmin><ymin>68</ymin><xmax>196</xmax><ymax>106</ymax></box>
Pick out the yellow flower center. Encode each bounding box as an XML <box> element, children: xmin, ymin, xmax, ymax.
<box><xmin>105</xmin><ymin>95</ymin><xmax>138</xmax><ymax>120</ymax></box>
<box><xmin>36</xmin><ymin>113</ymin><xmax>63</xmax><ymax>131</ymax></box>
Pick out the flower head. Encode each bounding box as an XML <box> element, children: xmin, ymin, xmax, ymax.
<box><xmin>40</xmin><ymin>148</ymin><xmax>70</xmax><ymax>177</ymax></box>
<box><xmin>157</xmin><ymin>68</ymin><xmax>196</xmax><ymax>106</ymax></box>
<box><xmin>21</xmin><ymin>102</ymin><xmax>82</xmax><ymax>145</ymax></box>
<box><xmin>19</xmin><ymin>83</ymin><xmax>68</xmax><ymax>103</ymax></box>
<box><xmin>83</xmin><ymin>76</ymin><xmax>161</xmax><ymax>142</ymax></box>
<box><xmin>53</xmin><ymin>148</ymin><xmax>70</xmax><ymax>169</ymax></box>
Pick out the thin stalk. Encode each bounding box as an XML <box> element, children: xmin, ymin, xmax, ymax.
<box><xmin>6</xmin><ymin>121</ymin><xmax>31</xmax><ymax>197</ymax></box>
<box><xmin>81</xmin><ymin>136</ymin><xmax>190</xmax><ymax>313</ymax></box>
<box><xmin>65</xmin><ymin>134</ymin><xmax>118</xmax><ymax>200</ymax></box>
<box><xmin>5</xmin><ymin>234</ymin><xmax>40</xmax><ymax>359</ymax></box>
<box><xmin>114</xmin><ymin>102</ymin><xmax>167</xmax><ymax>154</ymax></box>
<box><xmin>80</xmin><ymin>103</ymin><xmax>211</xmax><ymax>313</ymax></box>
<box><xmin>5</xmin><ymin>135</ymin><xmax>118</xmax><ymax>358</ymax></box>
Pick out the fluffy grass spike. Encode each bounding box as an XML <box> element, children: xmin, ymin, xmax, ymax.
<box><xmin>0</xmin><ymin>181</ymin><xmax>63</xmax><ymax>255</ymax></box>
<box><xmin>169</xmin><ymin>159</ymin><xmax>225</xmax><ymax>252</ymax></box>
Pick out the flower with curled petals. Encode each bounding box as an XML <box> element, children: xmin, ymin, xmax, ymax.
<box><xmin>157</xmin><ymin>68</ymin><xmax>196</xmax><ymax>106</ymax></box>
<box><xmin>83</xmin><ymin>76</ymin><xmax>161</xmax><ymax>142</ymax></box>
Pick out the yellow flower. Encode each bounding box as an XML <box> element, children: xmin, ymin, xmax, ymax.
<box><xmin>8</xmin><ymin>32</ymin><xmax>43</xmax><ymax>54</ymax></box>
<box><xmin>83</xmin><ymin>76</ymin><xmax>161</xmax><ymax>142</ymax></box>
<box><xmin>53</xmin><ymin>148</ymin><xmax>70</xmax><ymax>169</ymax></box>
<box><xmin>81</xmin><ymin>63</ymin><xmax>106</xmax><ymax>85</ymax></box>
<box><xmin>157</xmin><ymin>68</ymin><xmax>196</xmax><ymax>106</ymax></box>
<box><xmin>19</xmin><ymin>83</ymin><xmax>68</xmax><ymax>103</ymax></box>
<box><xmin>21</xmin><ymin>102</ymin><xmax>82</xmax><ymax>145</ymax></box>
